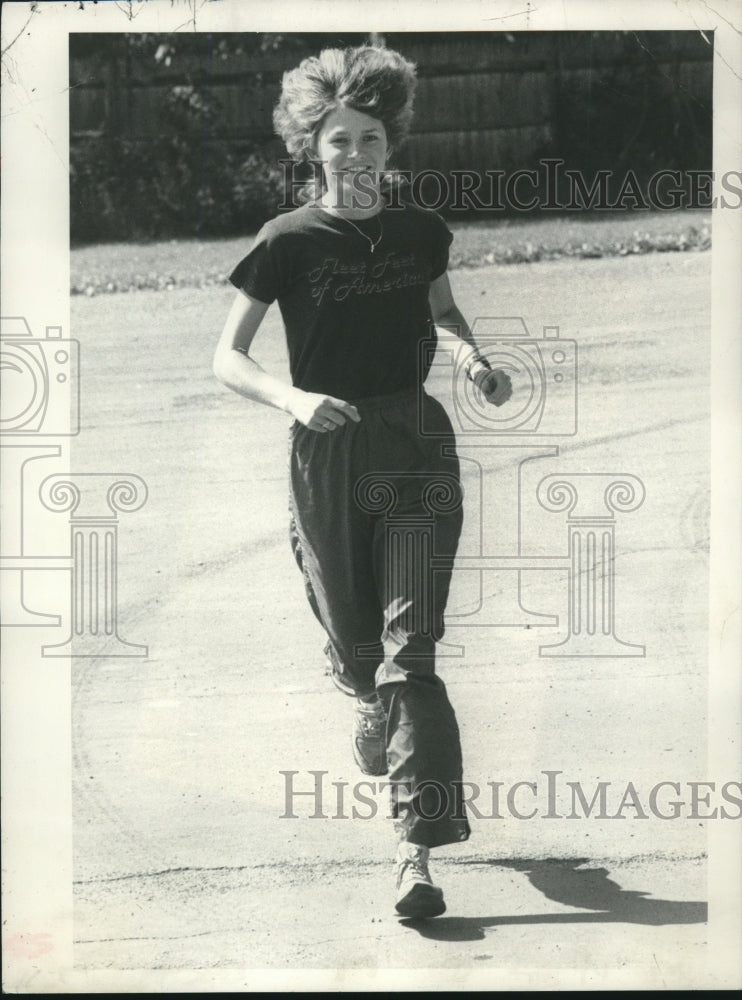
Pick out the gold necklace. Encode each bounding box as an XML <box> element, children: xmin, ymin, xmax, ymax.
<box><xmin>340</xmin><ymin>212</ymin><xmax>383</xmax><ymax>253</ymax></box>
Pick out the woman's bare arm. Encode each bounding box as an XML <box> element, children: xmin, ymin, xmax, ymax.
<box><xmin>213</xmin><ymin>291</ymin><xmax>296</xmax><ymax>411</ymax></box>
<box><xmin>428</xmin><ymin>272</ymin><xmax>513</xmax><ymax>407</ymax></box>
<box><xmin>213</xmin><ymin>291</ymin><xmax>360</xmax><ymax>431</ymax></box>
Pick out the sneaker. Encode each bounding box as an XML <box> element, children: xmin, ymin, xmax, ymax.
<box><xmin>395</xmin><ymin>842</ymin><xmax>446</xmax><ymax>919</ymax></box>
<box><xmin>352</xmin><ymin>696</ymin><xmax>388</xmax><ymax>776</ymax></box>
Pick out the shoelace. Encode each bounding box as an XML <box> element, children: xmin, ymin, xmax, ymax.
<box><xmin>398</xmin><ymin>855</ymin><xmax>431</xmax><ymax>885</ymax></box>
<box><xmin>358</xmin><ymin>709</ymin><xmax>385</xmax><ymax>736</ymax></box>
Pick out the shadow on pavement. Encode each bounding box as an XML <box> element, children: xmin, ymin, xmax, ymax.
<box><xmin>400</xmin><ymin>858</ymin><xmax>708</xmax><ymax>940</ymax></box>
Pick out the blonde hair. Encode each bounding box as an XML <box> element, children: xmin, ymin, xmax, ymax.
<box><xmin>273</xmin><ymin>45</ymin><xmax>417</xmax><ymax>164</ymax></box>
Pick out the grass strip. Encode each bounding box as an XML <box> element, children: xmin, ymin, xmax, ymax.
<box><xmin>71</xmin><ymin>210</ymin><xmax>711</xmax><ymax>297</ymax></box>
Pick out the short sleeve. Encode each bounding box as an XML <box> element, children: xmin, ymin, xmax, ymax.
<box><xmin>430</xmin><ymin>213</ymin><xmax>454</xmax><ymax>279</ymax></box>
<box><xmin>229</xmin><ymin>225</ymin><xmax>281</xmax><ymax>304</ymax></box>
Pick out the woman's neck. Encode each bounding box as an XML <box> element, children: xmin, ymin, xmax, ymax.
<box><xmin>319</xmin><ymin>185</ymin><xmax>386</xmax><ymax>220</ymax></box>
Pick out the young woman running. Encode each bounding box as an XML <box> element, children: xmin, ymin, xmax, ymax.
<box><xmin>214</xmin><ymin>44</ymin><xmax>511</xmax><ymax>919</ymax></box>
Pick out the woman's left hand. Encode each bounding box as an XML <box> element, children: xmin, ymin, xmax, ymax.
<box><xmin>475</xmin><ymin>367</ymin><xmax>513</xmax><ymax>407</ymax></box>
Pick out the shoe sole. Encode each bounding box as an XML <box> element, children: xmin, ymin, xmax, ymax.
<box><xmin>395</xmin><ymin>882</ymin><xmax>446</xmax><ymax>919</ymax></box>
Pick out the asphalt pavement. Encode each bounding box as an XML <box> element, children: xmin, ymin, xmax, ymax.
<box><xmin>64</xmin><ymin>250</ymin><xmax>733</xmax><ymax>987</ymax></box>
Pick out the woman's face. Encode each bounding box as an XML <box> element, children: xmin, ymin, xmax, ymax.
<box><xmin>313</xmin><ymin>105</ymin><xmax>388</xmax><ymax>210</ymax></box>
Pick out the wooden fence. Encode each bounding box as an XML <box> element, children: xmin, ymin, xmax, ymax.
<box><xmin>69</xmin><ymin>31</ymin><xmax>713</xmax><ymax>179</ymax></box>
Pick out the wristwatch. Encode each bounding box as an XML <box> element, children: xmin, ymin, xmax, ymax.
<box><xmin>465</xmin><ymin>353</ymin><xmax>492</xmax><ymax>383</ymax></box>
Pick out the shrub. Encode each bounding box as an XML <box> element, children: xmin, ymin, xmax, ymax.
<box><xmin>70</xmin><ymin>85</ymin><xmax>286</xmax><ymax>244</ymax></box>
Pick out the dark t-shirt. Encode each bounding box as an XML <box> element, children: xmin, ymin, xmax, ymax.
<box><xmin>229</xmin><ymin>200</ymin><xmax>453</xmax><ymax>400</ymax></box>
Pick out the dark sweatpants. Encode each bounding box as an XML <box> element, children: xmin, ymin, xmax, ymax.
<box><xmin>288</xmin><ymin>388</ymin><xmax>471</xmax><ymax>849</ymax></box>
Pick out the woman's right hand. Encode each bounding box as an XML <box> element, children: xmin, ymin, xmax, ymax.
<box><xmin>286</xmin><ymin>388</ymin><xmax>361</xmax><ymax>432</ymax></box>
